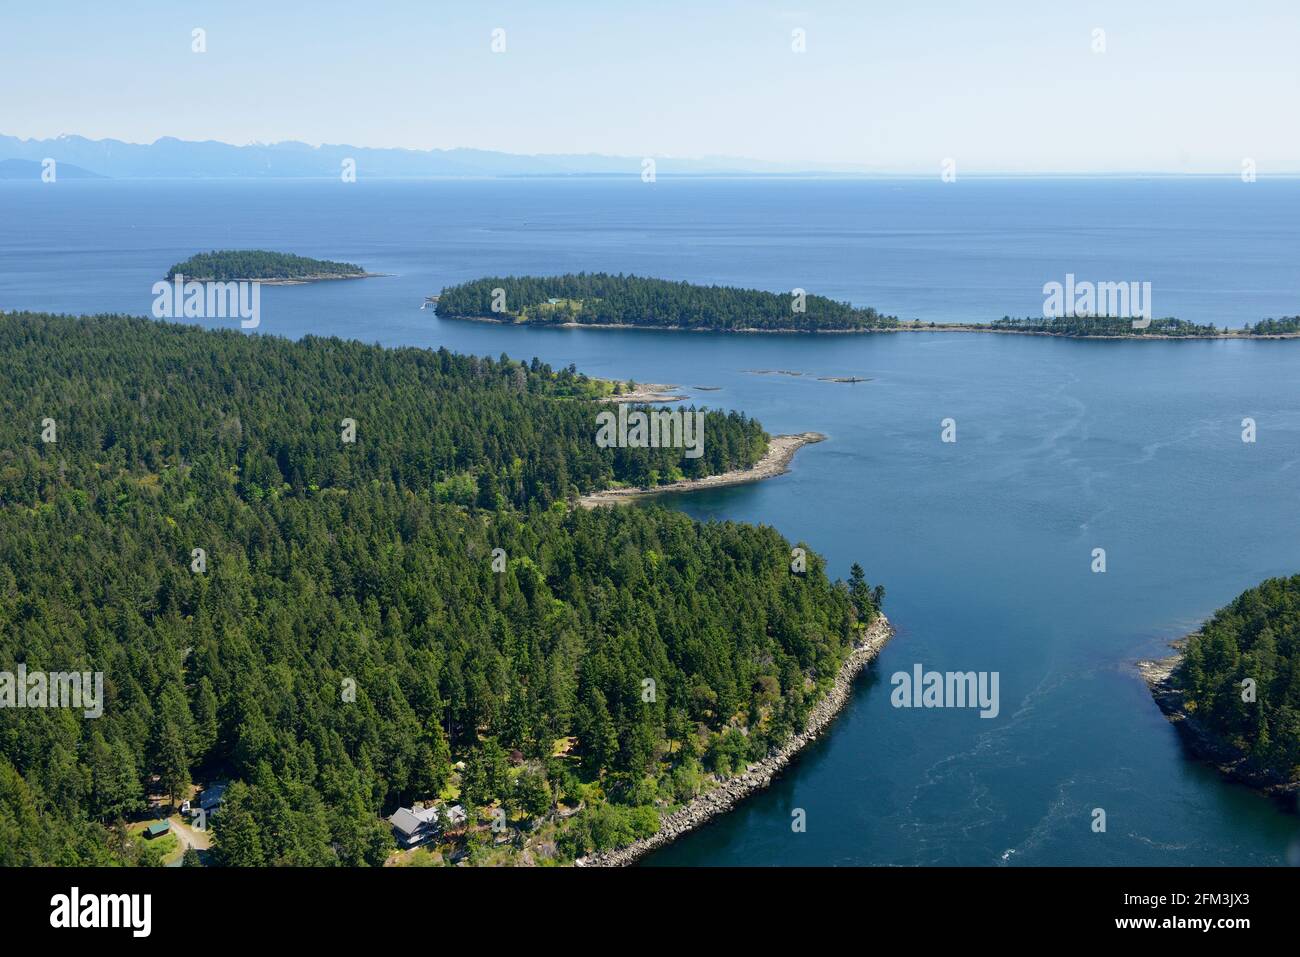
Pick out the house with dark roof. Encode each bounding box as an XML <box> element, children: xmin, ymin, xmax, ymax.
<box><xmin>198</xmin><ymin>782</ymin><xmax>228</xmax><ymax>812</ymax></box>
<box><xmin>389</xmin><ymin>804</ymin><xmax>440</xmax><ymax>848</ymax></box>
<box><xmin>182</xmin><ymin>781</ymin><xmax>229</xmax><ymax>823</ymax></box>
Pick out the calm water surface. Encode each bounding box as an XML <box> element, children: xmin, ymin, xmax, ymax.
<box><xmin>3</xmin><ymin>178</ymin><xmax>1299</xmax><ymax>865</ymax></box>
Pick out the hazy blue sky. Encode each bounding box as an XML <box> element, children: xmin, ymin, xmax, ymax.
<box><xmin>4</xmin><ymin>0</ymin><xmax>1298</xmax><ymax>172</ymax></box>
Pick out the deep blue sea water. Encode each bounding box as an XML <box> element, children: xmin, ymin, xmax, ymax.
<box><xmin>3</xmin><ymin>177</ymin><xmax>1300</xmax><ymax>865</ymax></box>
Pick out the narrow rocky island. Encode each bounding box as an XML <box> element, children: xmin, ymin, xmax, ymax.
<box><xmin>166</xmin><ymin>249</ymin><xmax>380</xmax><ymax>284</ymax></box>
<box><xmin>1139</xmin><ymin>574</ymin><xmax>1300</xmax><ymax>798</ymax></box>
<box><xmin>897</xmin><ymin>316</ymin><xmax>1300</xmax><ymax>338</ymax></box>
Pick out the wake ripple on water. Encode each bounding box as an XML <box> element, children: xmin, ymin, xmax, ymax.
<box><xmin>897</xmin><ymin>666</ymin><xmax>1074</xmax><ymax>864</ymax></box>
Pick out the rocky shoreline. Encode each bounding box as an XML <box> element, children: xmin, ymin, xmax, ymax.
<box><xmin>1138</xmin><ymin>643</ymin><xmax>1298</xmax><ymax>798</ymax></box>
<box><xmin>598</xmin><ymin>382</ymin><xmax>688</xmax><ymax>404</ymax></box>
<box><xmin>576</xmin><ymin>613</ymin><xmax>894</xmax><ymax>866</ymax></box>
<box><xmin>577</xmin><ymin>432</ymin><xmax>826</xmax><ymax>507</ymax></box>
<box><xmin>198</xmin><ymin>272</ymin><xmax>383</xmax><ymax>285</ymax></box>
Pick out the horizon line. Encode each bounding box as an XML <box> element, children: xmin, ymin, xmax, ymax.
<box><xmin>3</xmin><ymin>132</ymin><xmax>1295</xmax><ymax>179</ymax></box>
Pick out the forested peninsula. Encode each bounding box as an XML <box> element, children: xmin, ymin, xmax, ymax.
<box><xmin>1141</xmin><ymin>575</ymin><xmax>1300</xmax><ymax>796</ymax></box>
<box><xmin>167</xmin><ymin>250</ymin><xmax>376</xmax><ymax>283</ymax></box>
<box><xmin>0</xmin><ymin>311</ymin><xmax>884</xmax><ymax>866</ymax></box>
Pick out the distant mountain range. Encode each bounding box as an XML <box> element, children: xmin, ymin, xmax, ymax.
<box><xmin>0</xmin><ymin>133</ymin><xmax>868</xmax><ymax>180</ymax></box>
<box><xmin>0</xmin><ymin>157</ymin><xmax>103</xmax><ymax>179</ymax></box>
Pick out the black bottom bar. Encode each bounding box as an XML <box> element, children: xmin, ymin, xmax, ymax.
<box><xmin>0</xmin><ymin>866</ymin><xmax>1283</xmax><ymax>942</ymax></box>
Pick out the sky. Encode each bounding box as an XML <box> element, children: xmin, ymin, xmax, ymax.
<box><xmin>3</xmin><ymin>0</ymin><xmax>1299</xmax><ymax>173</ymax></box>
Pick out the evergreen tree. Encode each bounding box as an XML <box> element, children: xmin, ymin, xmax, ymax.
<box><xmin>212</xmin><ymin>782</ymin><xmax>264</xmax><ymax>867</ymax></box>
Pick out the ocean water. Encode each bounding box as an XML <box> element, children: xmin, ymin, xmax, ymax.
<box><xmin>3</xmin><ymin>177</ymin><xmax>1300</xmax><ymax>865</ymax></box>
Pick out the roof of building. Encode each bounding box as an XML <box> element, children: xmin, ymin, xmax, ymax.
<box><xmin>198</xmin><ymin>782</ymin><xmax>229</xmax><ymax>809</ymax></box>
<box><xmin>410</xmin><ymin>805</ymin><xmax>439</xmax><ymax>825</ymax></box>
<box><xmin>389</xmin><ymin>807</ymin><xmax>424</xmax><ymax>837</ymax></box>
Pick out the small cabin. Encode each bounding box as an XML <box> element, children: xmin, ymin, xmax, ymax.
<box><xmin>145</xmin><ymin>821</ymin><xmax>171</xmax><ymax>839</ymax></box>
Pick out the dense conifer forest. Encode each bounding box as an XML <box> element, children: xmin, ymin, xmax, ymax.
<box><xmin>0</xmin><ymin>312</ymin><xmax>878</xmax><ymax>865</ymax></box>
<box><xmin>1174</xmin><ymin>575</ymin><xmax>1300</xmax><ymax>779</ymax></box>
<box><xmin>434</xmin><ymin>273</ymin><xmax>899</xmax><ymax>331</ymax></box>
<box><xmin>166</xmin><ymin>250</ymin><xmax>368</xmax><ymax>281</ymax></box>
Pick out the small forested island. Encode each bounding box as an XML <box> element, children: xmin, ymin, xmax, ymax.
<box><xmin>166</xmin><ymin>250</ymin><xmax>376</xmax><ymax>283</ymax></box>
<box><xmin>434</xmin><ymin>273</ymin><xmax>900</xmax><ymax>332</ymax></box>
<box><xmin>1141</xmin><ymin>575</ymin><xmax>1300</xmax><ymax>795</ymax></box>
<box><xmin>0</xmin><ymin>311</ymin><xmax>884</xmax><ymax>867</ymax></box>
